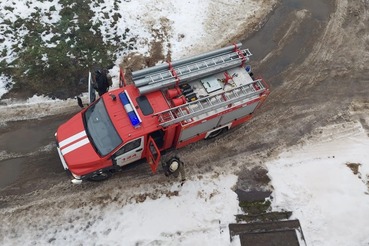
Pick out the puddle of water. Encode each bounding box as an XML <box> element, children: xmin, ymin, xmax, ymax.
<box><xmin>0</xmin><ymin>127</ymin><xmax>45</xmax><ymax>153</ymax></box>
<box><xmin>284</xmin><ymin>0</ymin><xmax>331</xmax><ymax>21</ymax></box>
<box><xmin>242</xmin><ymin>0</ymin><xmax>333</xmax><ymax>81</ymax></box>
<box><xmin>0</xmin><ymin>158</ymin><xmax>26</xmax><ymax>188</ymax></box>
<box><xmin>0</xmin><ymin>115</ymin><xmax>70</xmax><ymax>188</ymax></box>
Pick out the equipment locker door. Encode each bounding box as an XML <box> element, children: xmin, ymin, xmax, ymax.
<box><xmin>112</xmin><ymin>137</ymin><xmax>144</xmax><ymax>167</ymax></box>
<box><xmin>146</xmin><ymin>136</ymin><xmax>161</xmax><ymax>174</ymax></box>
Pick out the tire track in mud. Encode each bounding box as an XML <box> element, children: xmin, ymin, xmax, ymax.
<box><xmin>246</xmin><ymin>0</ymin><xmax>369</xmax><ymax>152</ymax></box>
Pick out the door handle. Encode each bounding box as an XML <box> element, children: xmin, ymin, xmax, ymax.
<box><xmin>136</xmin><ymin>148</ymin><xmax>143</xmax><ymax>152</ymax></box>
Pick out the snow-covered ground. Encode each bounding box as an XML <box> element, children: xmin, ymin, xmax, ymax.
<box><xmin>267</xmin><ymin>121</ymin><xmax>369</xmax><ymax>246</ymax></box>
<box><xmin>1</xmin><ymin>173</ymin><xmax>242</xmax><ymax>246</ymax></box>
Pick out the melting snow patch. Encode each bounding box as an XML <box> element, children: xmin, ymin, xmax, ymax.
<box><xmin>267</xmin><ymin>122</ymin><xmax>369</xmax><ymax>246</ymax></box>
<box><xmin>0</xmin><ymin>74</ymin><xmax>13</xmax><ymax>99</ymax></box>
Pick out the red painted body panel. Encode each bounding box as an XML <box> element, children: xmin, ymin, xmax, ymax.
<box><xmin>103</xmin><ymin>85</ymin><xmax>170</xmax><ymax>145</ymax></box>
<box><xmin>231</xmin><ymin>114</ymin><xmax>253</xmax><ymax>127</ymax></box>
<box><xmin>56</xmin><ymin>112</ymin><xmax>103</xmax><ymax>176</ymax></box>
<box><xmin>175</xmin><ymin>132</ymin><xmax>206</xmax><ymax>149</ymax></box>
<box><xmin>162</xmin><ymin>124</ymin><xmax>178</xmax><ymax>150</ymax></box>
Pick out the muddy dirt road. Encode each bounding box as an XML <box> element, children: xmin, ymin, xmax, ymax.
<box><xmin>1</xmin><ymin>0</ymin><xmax>369</xmax><ymax>217</ymax></box>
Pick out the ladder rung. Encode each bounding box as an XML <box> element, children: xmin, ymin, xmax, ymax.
<box><xmin>224</xmin><ymin>93</ymin><xmax>230</xmax><ymax>100</ymax></box>
<box><xmin>215</xmin><ymin>96</ymin><xmax>222</xmax><ymax>104</ymax></box>
<box><xmin>178</xmin><ymin>109</ymin><xmax>185</xmax><ymax>117</ymax></box>
<box><xmin>230</xmin><ymin>90</ymin><xmax>236</xmax><ymax>99</ymax></box>
<box><xmin>188</xmin><ymin>106</ymin><xmax>194</xmax><ymax>113</ymax></box>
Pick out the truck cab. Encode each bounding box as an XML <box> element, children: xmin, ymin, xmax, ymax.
<box><xmin>56</xmin><ymin>86</ymin><xmax>166</xmax><ymax>183</ymax></box>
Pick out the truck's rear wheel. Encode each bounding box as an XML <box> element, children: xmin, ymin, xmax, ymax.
<box><xmin>205</xmin><ymin>128</ymin><xmax>225</xmax><ymax>140</ymax></box>
<box><xmin>88</xmin><ymin>171</ymin><xmax>112</xmax><ymax>182</ymax></box>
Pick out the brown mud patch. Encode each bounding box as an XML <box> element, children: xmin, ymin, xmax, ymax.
<box><xmin>119</xmin><ymin>17</ymin><xmax>172</xmax><ymax>85</ymax></box>
<box><xmin>346</xmin><ymin>163</ymin><xmax>361</xmax><ymax>176</ymax></box>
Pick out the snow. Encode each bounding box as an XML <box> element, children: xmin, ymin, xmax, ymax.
<box><xmin>1</xmin><ymin>174</ymin><xmax>241</xmax><ymax>246</ymax></box>
<box><xmin>0</xmin><ymin>74</ymin><xmax>12</xmax><ymax>99</ymax></box>
<box><xmin>267</xmin><ymin>122</ymin><xmax>369</xmax><ymax>246</ymax></box>
<box><xmin>87</xmin><ymin>0</ymin><xmax>261</xmax><ymax>59</ymax></box>
<box><xmin>0</xmin><ymin>95</ymin><xmax>80</xmax><ymax>123</ymax></box>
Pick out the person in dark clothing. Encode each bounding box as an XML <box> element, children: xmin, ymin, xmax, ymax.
<box><xmin>162</xmin><ymin>156</ymin><xmax>186</xmax><ymax>186</ymax></box>
<box><xmin>95</xmin><ymin>69</ymin><xmax>110</xmax><ymax>97</ymax></box>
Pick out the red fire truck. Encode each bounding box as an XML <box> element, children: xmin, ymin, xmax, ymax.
<box><xmin>55</xmin><ymin>43</ymin><xmax>270</xmax><ymax>184</ymax></box>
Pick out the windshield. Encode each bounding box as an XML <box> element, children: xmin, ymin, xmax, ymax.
<box><xmin>83</xmin><ymin>98</ymin><xmax>122</xmax><ymax>156</ymax></box>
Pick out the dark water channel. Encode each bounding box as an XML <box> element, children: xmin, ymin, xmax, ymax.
<box><xmin>0</xmin><ymin>127</ymin><xmax>48</xmax><ymax>188</ymax></box>
<box><xmin>0</xmin><ymin>128</ymin><xmax>43</xmax><ymax>188</ymax></box>
<box><xmin>0</xmin><ymin>116</ymin><xmax>69</xmax><ymax>189</ymax></box>
<box><xmin>241</xmin><ymin>0</ymin><xmax>333</xmax><ymax>85</ymax></box>
<box><xmin>0</xmin><ymin>158</ymin><xmax>28</xmax><ymax>188</ymax></box>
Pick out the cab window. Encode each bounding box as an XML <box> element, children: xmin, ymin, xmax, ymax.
<box><xmin>136</xmin><ymin>96</ymin><xmax>153</xmax><ymax>116</ymax></box>
<box><xmin>83</xmin><ymin>98</ymin><xmax>122</xmax><ymax>156</ymax></box>
<box><xmin>115</xmin><ymin>138</ymin><xmax>141</xmax><ymax>156</ymax></box>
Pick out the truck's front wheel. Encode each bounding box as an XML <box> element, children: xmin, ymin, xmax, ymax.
<box><xmin>88</xmin><ymin>171</ymin><xmax>112</xmax><ymax>182</ymax></box>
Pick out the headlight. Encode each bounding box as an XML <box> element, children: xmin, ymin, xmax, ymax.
<box><xmin>71</xmin><ymin>172</ymin><xmax>81</xmax><ymax>179</ymax></box>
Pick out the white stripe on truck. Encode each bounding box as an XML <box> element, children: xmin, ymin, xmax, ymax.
<box><xmin>59</xmin><ymin>131</ymin><xmax>86</xmax><ymax>148</ymax></box>
<box><xmin>61</xmin><ymin>137</ymin><xmax>90</xmax><ymax>155</ymax></box>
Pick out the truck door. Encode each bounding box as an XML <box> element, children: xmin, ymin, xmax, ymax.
<box><xmin>88</xmin><ymin>72</ymin><xmax>96</xmax><ymax>104</ymax></box>
<box><xmin>112</xmin><ymin>137</ymin><xmax>144</xmax><ymax>167</ymax></box>
<box><xmin>146</xmin><ymin>136</ymin><xmax>161</xmax><ymax>174</ymax></box>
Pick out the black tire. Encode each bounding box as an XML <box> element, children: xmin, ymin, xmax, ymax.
<box><xmin>205</xmin><ymin>128</ymin><xmax>225</xmax><ymax>140</ymax></box>
<box><xmin>88</xmin><ymin>171</ymin><xmax>112</xmax><ymax>182</ymax></box>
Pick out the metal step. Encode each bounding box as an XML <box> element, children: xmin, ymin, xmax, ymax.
<box><xmin>229</xmin><ymin>219</ymin><xmax>305</xmax><ymax>246</ymax></box>
<box><xmin>239</xmin><ymin>229</ymin><xmax>300</xmax><ymax>246</ymax></box>
<box><xmin>229</xmin><ymin>220</ymin><xmax>301</xmax><ymax>236</ymax></box>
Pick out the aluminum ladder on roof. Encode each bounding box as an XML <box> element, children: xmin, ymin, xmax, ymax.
<box><xmin>154</xmin><ymin>78</ymin><xmax>266</xmax><ymax>128</ymax></box>
<box><xmin>173</xmin><ymin>49</ymin><xmax>253</xmax><ymax>78</ymax></box>
<box><xmin>146</xmin><ymin>49</ymin><xmax>253</xmax><ymax>86</ymax></box>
